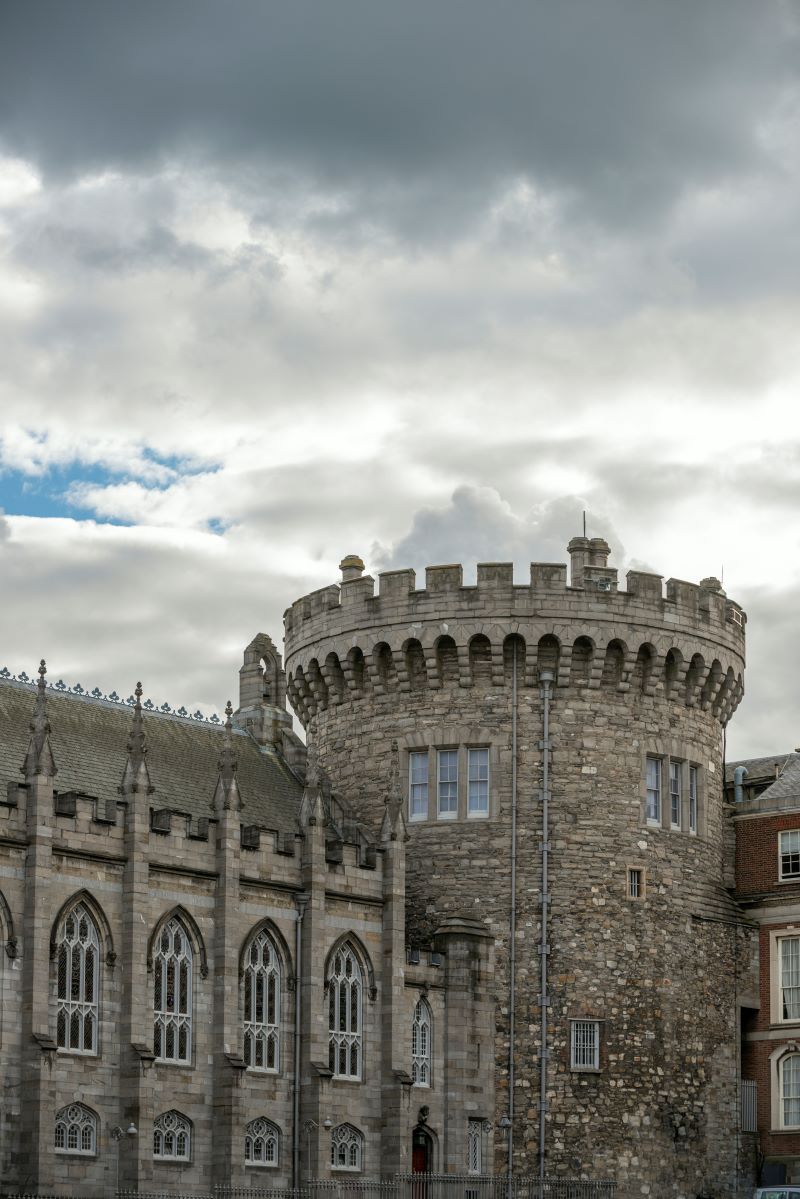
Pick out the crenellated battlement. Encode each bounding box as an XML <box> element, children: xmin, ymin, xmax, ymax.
<box><xmin>283</xmin><ymin>545</ymin><xmax>746</xmax><ymax>728</ymax></box>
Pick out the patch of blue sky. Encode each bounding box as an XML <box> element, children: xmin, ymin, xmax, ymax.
<box><xmin>0</xmin><ymin>463</ymin><xmax>128</xmax><ymax>522</ymax></box>
<box><xmin>0</xmin><ymin>454</ymin><xmax>221</xmax><ymax>525</ymax></box>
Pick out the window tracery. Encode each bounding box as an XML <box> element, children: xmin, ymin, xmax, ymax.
<box><xmin>55</xmin><ymin>902</ymin><xmax>99</xmax><ymax>1054</ymax></box>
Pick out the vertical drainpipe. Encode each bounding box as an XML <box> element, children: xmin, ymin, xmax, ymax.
<box><xmin>538</xmin><ymin>669</ymin><xmax>554</xmax><ymax>1190</ymax></box>
<box><xmin>507</xmin><ymin>641</ymin><xmax>519</xmax><ymax>1181</ymax></box>
<box><xmin>292</xmin><ymin>894</ymin><xmax>308</xmax><ymax>1189</ymax></box>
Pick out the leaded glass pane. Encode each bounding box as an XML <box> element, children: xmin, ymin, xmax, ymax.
<box><xmin>243</xmin><ymin>929</ymin><xmax>281</xmax><ymax>1072</ymax></box>
<box><xmin>153</xmin><ymin>917</ymin><xmax>193</xmax><ymax>1063</ymax></box>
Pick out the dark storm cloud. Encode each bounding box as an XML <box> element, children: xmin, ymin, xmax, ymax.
<box><xmin>1</xmin><ymin>1</ymin><xmax>796</xmax><ymax>237</ymax></box>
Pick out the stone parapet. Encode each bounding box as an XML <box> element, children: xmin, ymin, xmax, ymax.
<box><xmin>283</xmin><ymin>554</ymin><xmax>745</xmax><ymax>730</ymax></box>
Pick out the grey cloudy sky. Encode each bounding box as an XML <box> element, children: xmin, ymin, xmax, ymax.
<box><xmin>1</xmin><ymin>0</ymin><xmax>799</xmax><ymax>757</ymax></box>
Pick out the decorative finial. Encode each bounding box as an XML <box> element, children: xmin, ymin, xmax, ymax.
<box><xmin>22</xmin><ymin>659</ymin><xmax>57</xmax><ymax>779</ymax></box>
<box><xmin>213</xmin><ymin>700</ymin><xmax>240</xmax><ymax>811</ymax></box>
<box><xmin>121</xmin><ymin>681</ymin><xmax>153</xmax><ymax>794</ymax></box>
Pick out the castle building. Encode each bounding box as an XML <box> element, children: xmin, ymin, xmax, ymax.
<box><xmin>0</xmin><ymin>539</ymin><xmax>762</xmax><ymax>1198</ymax></box>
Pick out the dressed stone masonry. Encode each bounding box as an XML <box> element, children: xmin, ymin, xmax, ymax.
<box><xmin>0</xmin><ymin>641</ymin><xmax>494</xmax><ymax>1196</ymax></box>
<box><xmin>284</xmin><ymin>540</ymin><xmax>754</xmax><ymax>1199</ymax></box>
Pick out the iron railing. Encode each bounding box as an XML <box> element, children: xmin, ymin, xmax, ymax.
<box><xmin>4</xmin><ymin>1178</ymin><xmax>615</xmax><ymax>1199</ymax></box>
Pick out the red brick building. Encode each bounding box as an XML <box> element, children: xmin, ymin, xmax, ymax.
<box><xmin>732</xmin><ymin>752</ymin><xmax>800</xmax><ymax>1185</ymax></box>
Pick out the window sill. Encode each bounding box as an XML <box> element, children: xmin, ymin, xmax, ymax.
<box><xmin>409</xmin><ymin>813</ymin><xmax>428</xmax><ymax>823</ymax></box>
<box><xmin>437</xmin><ymin>813</ymin><xmax>458</xmax><ymax>821</ymax></box>
<box><xmin>570</xmin><ymin>1066</ymin><xmax>601</xmax><ymax>1074</ymax></box>
<box><xmin>467</xmin><ymin>811</ymin><xmax>489</xmax><ymax>821</ymax></box>
<box><xmin>246</xmin><ymin>1162</ymin><xmax>279</xmax><ymax>1169</ymax></box>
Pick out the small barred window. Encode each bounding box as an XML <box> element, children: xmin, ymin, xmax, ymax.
<box><xmin>245</xmin><ymin>1117</ymin><xmax>280</xmax><ymax>1166</ymax></box>
<box><xmin>411</xmin><ymin>997</ymin><xmax>432</xmax><ymax>1086</ymax></box>
<box><xmin>55</xmin><ymin>902</ymin><xmax>100</xmax><ymax>1054</ymax></box>
<box><xmin>153</xmin><ymin>1110</ymin><xmax>191</xmax><ymax>1161</ymax></box>
<box><xmin>243</xmin><ymin>930</ymin><xmax>281</xmax><ymax>1072</ymax></box>
<box><xmin>153</xmin><ymin>916</ymin><xmax>192</xmax><ymax>1063</ymax></box>
<box><xmin>55</xmin><ymin>1103</ymin><xmax>96</xmax><ymax>1156</ymax></box>
<box><xmin>570</xmin><ymin>1019</ymin><xmax>600</xmax><ymax>1070</ymax></box>
<box><xmin>330</xmin><ymin>1123</ymin><xmax>363</xmax><ymax>1171</ymax></box>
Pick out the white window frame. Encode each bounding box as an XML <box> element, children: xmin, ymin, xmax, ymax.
<box><xmin>411</xmin><ymin>997</ymin><xmax>432</xmax><ymax>1087</ymax></box>
<box><xmin>782</xmin><ymin>1054</ymin><xmax>800</xmax><ymax>1128</ymax></box>
<box><xmin>688</xmin><ymin>765</ymin><xmax>698</xmax><ymax>834</ymax></box>
<box><xmin>153</xmin><ymin>1111</ymin><xmax>191</xmax><ymax>1161</ymax></box>
<box><xmin>330</xmin><ymin>1123</ymin><xmax>363</xmax><ymax>1171</ymax></box>
<box><xmin>153</xmin><ymin>916</ymin><xmax>193</xmax><ymax>1064</ymax></box>
<box><xmin>570</xmin><ymin>1019</ymin><xmax>600</xmax><ymax>1071</ymax></box>
<box><xmin>245</xmin><ymin>1117</ymin><xmax>280</xmax><ymax>1167</ymax></box>
<box><xmin>55</xmin><ymin>1103</ymin><xmax>97</xmax><ymax>1156</ymax></box>
<box><xmin>55</xmin><ymin>902</ymin><xmax>100</xmax><ymax>1055</ymax></box>
<box><xmin>669</xmin><ymin>761</ymin><xmax>682</xmax><ymax>830</ymax></box>
<box><xmin>781</xmin><ymin>831</ymin><xmax>800</xmax><ymax>881</ymax></box>
<box><xmin>408</xmin><ymin>751</ymin><xmax>429</xmax><ymax>822</ymax></box>
<box><xmin>243</xmin><ymin>929</ymin><xmax>281</xmax><ymax>1072</ymax></box>
<box><xmin>437</xmin><ymin>749</ymin><xmax>458</xmax><ymax>820</ymax></box>
<box><xmin>779</xmin><ymin>935</ymin><xmax>800</xmax><ymax>1022</ymax></box>
<box><xmin>327</xmin><ymin>941</ymin><xmax>363</xmax><ymax>1080</ymax></box>
<box><xmin>645</xmin><ymin>757</ymin><xmax>661</xmax><ymax>825</ymax></box>
<box><xmin>467</xmin><ymin>1118</ymin><xmax>484</xmax><ymax>1175</ymax></box>
<box><xmin>467</xmin><ymin>747</ymin><xmax>490</xmax><ymax>819</ymax></box>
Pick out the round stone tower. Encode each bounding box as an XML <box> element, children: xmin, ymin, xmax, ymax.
<box><xmin>283</xmin><ymin>541</ymin><xmax>748</xmax><ymax>1198</ymax></box>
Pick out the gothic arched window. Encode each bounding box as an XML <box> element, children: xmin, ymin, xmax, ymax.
<box><xmin>412</xmin><ymin>997</ymin><xmax>432</xmax><ymax>1086</ymax></box>
<box><xmin>327</xmin><ymin>941</ymin><xmax>362</xmax><ymax>1079</ymax></box>
<box><xmin>243</xmin><ymin>929</ymin><xmax>281</xmax><ymax>1071</ymax></box>
<box><xmin>154</xmin><ymin>1111</ymin><xmax>191</xmax><ymax>1161</ymax></box>
<box><xmin>55</xmin><ymin>1103</ymin><xmax>97</xmax><ymax>1156</ymax></box>
<box><xmin>153</xmin><ymin>916</ymin><xmax>193</xmax><ymax>1063</ymax></box>
<box><xmin>245</xmin><ymin>1117</ymin><xmax>280</xmax><ymax>1166</ymax></box>
<box><xmin>330</xmin><ymin>1123</ymin><xmax>363</xmax><ymax>1171</ymax></box>
<box><xmin>55</xmin><ymin>902</ymin><xmax>100</xmax><ymax>1054</ymax></box>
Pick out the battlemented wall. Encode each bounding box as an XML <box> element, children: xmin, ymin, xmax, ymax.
<box><xmin>284</xmin><ymin>542</ymin><xmax>753</xmax><ymax>1199</ymax></box>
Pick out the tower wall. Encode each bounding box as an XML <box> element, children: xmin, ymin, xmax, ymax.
<box><xmin>284</xmin><ymin>553</ymin><xmax>751</xmax><ymax>1197</ymax></box>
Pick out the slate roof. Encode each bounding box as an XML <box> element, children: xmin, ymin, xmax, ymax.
<box><xmin>725</xmin><ymin>753</ymin><xmax>797</xmax><ymax>784</ymax></box>
<box><xmin>0</xmin><ymin>678</ymin><xmax>302</xmax><ymax>833</ymax></box>
<box><xmin>753</xmin><ymin>754</ymin><xmax>800</xmax><ymax>806</ymax></box>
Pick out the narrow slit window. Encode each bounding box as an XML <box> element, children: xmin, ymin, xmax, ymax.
<box><xmin>645</xmin><ymin>757</ymin><xmax>661</xmax><ymax>824</ymax></box>
<box><xmin>689</xmin><ymin>765</ymin><xmax>698</xmax><ymax>834</ymax></box>
<box><xmin>670</xmin><ymin>761</ymin><xmax>682</xmax><ymax>829</ymax></box>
